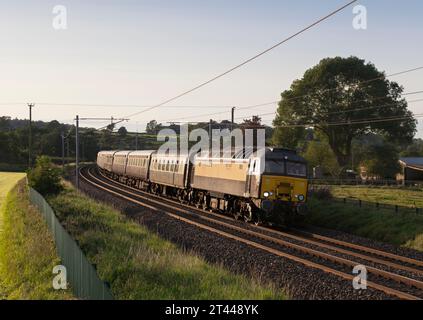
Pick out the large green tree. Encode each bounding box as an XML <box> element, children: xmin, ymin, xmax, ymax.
<box><xmin>360</xmin><ymin>143</ymin><xmax>400</xmax><ymax>179</ymax></box>
<box><xmin>273</xmin><ymin>56</ymin><xmax>416</xmax><ymax>169</ymax></box>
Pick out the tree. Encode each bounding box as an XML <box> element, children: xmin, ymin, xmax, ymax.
<box><xmin>0</xmin><ymin>116</ymin><xmax>11</xmax><ymax>131</ymax></box>
<box><xmin>272</xmin><ymin>126</ymin><xmax>305</xmax><ymax>149</ymax></box>
<box><xmin>273</xmin><ymin>56</ymin><xmax>416</xmax><ymax>170</ymax></box>
<box><xmin>240</xmin><ymin>115</ymin><xmax>262</xmax><ymax>128</ymax></box>
<box><xmin>27</xmin><ymin>156</ymin><xmax>63</xmax><ymax>196</ymax></box>
<box><xmin>303</xmin><ymin>138</ymin><xmax>341</xmax><ymax>178</ymax></box>
<box><xmin>118</xmin><ymin>126</ymin><xmax>128</xmax><ymax>137</ymax></box>
<box><xmin>146</xmin><ymin>120</ymin><xmax>162</xmax><ymax>135</ymax></box>
<box><xmin>360</xmin><ymin>143</ymin><xmax>400</xmax><ymax>179</ymax></box>
<box><xmin>400</xmin><ymin>139</ymin><xmax>423</xmax><ymax>157</ymax></box>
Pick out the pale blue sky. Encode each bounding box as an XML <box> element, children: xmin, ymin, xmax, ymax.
<box><xmin>0</xmin><ymin>0</ymin><xmax>422</xmax><ymax>135</ymax></box>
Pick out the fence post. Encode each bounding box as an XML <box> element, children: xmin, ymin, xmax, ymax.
<box><xmin>395</xmin><ymin>205</ymin><xmax>398</xmax><ymax>213</ymax></box>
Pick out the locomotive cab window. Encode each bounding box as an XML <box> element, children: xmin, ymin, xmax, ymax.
<box><xmin>264</xmin><ymin>160</ymin><xmax>285</xmax><ymax>175</ymax></box>
<box><xmin>286</xmin><ymin>162</ymin><xmax>307</xmax><ymax>177</ymax></box>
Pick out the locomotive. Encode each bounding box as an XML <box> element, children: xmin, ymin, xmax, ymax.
<box><xmin>97</xmin><ymin>148</ymin><xmax>308</xmax><ymax>225</ymax></box>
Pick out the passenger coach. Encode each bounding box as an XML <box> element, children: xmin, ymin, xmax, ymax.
<box><xmin>97</xmin><ymin>147</ymin><xmax>308</xmax><ymax>225</ymax></box>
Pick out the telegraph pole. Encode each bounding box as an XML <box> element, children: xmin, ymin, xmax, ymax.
<box><xmin>209</xmin><ymin>119</ymin><xmax>213</xmax><ymax>153</ymax></box>
<box><xmin>28</xmin><ymin>103</ymin><xmax>35</xmax><ymax>168</ymax></box>
<box><xmin>135</xmin><ymin>122</ymin><xmax>139</xmax><ymax>150</ymax></box>
<box><xmin>61</xmin><ymin>131</ymin><xmax>65</xmax><ymax>172</ymax></box>
<box><xmin>75</xmin><ymin>115</ymin><xmax>80</xmax><ymax>190</ymax></box>
<box><xmin>74</xmin><ymin>116</ymin><xmax>128</xmax><ymax>190</ymax></box>
<box><xmin>231</xmin><ymin>107</ymin><xmax>236</xmax><ymax>153</ymax></box>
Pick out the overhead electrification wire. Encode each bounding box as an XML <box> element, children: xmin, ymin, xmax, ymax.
<box><xmin>234</xmin><ymin>97</ymin><xmax>423</xmax><ymax>120</ymax></box>
<box><xmin>157</xmin><ymin>88</ymin><xmax>423</xmax><ymax>123</ymax></box>
<box><xmin>0</xmin><ymin>102</ymin><xmax>235</xmax><ymax>109</ymax></box>
<box><xmin>274</xmin><ymin>113</ymin><xmax>423</xmax><ymax>129</ymax></box>
<box><xmin>119</xmin><ymin>0</ymin><xmax>358</xmax><ymax>122</ymax></box>
<box><xmin>156</xmin><ymin>69</ymin><xmax>423</xmax><ymax>123</ymax></box>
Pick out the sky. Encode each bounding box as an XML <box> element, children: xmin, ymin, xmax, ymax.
<box><xmin>0</xmin><ymin>0</ymin><xmax>422</xmax><ymax>136</ymax></box>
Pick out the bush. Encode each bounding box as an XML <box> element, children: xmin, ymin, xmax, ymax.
<box><xmin>311</xmin><ymin>187</ymin><xmax>333</xmax><ymax>200</ymax></box>
<box><xmin>27</xmin><ymin>156</ymin><xmax>63</xmax><ymax>196</ymax></box>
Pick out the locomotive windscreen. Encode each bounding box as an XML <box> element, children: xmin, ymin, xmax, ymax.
<box><xmin>264</xmin><ymin>160</ymin><xmax>307</xmax><ymax>177</ymax></box>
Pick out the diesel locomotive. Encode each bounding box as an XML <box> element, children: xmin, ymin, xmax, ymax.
<box><xmin>97</xmin><ymin>147</ymin><xmax>308</xmax><ymax>225</ymax></box>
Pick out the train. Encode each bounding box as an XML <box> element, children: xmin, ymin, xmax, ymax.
<box><xmin>97</xmin><ymin>147</ymin><xmax>308</xmax><ymax>225</ymax></box>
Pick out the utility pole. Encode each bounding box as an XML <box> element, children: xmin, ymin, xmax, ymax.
<box><xmin>61</xmin><ymin>131</ymin><xmax>65</xmax><ymax>172</ymax></box>
<box><xmin>135</xmin><ymin>122</ymin><xmax>139</xmax><ymax>150</ymax></box>
<box><xmin>231</xmin><ymin>107</ymin><xmax>236</xmax><ymax>154</ymax></box>
<box><xmin>75</xmin><ymin>116</ymin><xmax>128</xmax><ymax>190</ymax></box>
<box><xmin>209</xmin><ymin>119</ymin><xmax>213</xmax><ymax>153</ymax></box>
<box><xmin>66</xmin><ymin>137</ymin><xmax>70</xmax><ymax>167</ymax></box>
<box><xmin>75</xmin><ymin>115</ymin><xmax>80</xmax><ymax>190</ymax></box>
<box><xmin>28</xmin><ymin>103</ymin><xmax>35</xmax><ymax>168</ymax></box>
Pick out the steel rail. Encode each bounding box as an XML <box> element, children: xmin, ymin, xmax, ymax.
<box><xmin>79</xmin><ymin>167</ymin><xmax>422</xmax><ymax>300</ymax></box>
<box><xmin>95</xmin><ymin>166</ymin><xmax>423</xmax><ymax>275</ymax></box>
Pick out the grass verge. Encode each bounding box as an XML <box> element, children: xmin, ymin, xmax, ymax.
<box><xmin>47</xmin><ymin>183</ymin><xmax>286</xmax><ymax>300</ymax></box>
<box><xmin>327</xmin><ymin>185</ymin><xmax>423</xmax><ymax>208</ymax></box>
<box><xmin>0</xmin><ymin>180</ymin><xmax>73</xmax><ymax>299</ymax></box>
<box><xmin>307</xmin><ymin>196</ymin><xmax>423</xmax><ymax>251</ymax></box>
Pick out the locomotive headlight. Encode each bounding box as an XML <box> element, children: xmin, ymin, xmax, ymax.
<box><xmin>263</xmin><ymin>192</ymin><xmax>270</xmax><ymax>198</ymax></box>
<box><xmin>297</xmin><ymin>194</ymin><xmax>305</xmax><ymax>202</ymax></box>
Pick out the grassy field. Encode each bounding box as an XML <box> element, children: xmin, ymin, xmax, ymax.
<box><xmin>307</xmin><ymin>196</ymin><xmax>423</xmax><ymax>251</ymax></box>
<box><xmin>47</xmin><ymin>183</ymin><xmax>286</xmax><ymax>300</ymax></box>
<box><xmin>0</xmin><ymin>172</ymin><xmax>25</xmax><ymax>207</ymax></box>
<box><xmin>328</xmin><ymin>185</ymin><xmax>423</xmax><ymax>208</ymax></box>
<box><xmin>0</xmin><ymin>180</ymin><xmax>73</xmax><ymax>299</ymax></box>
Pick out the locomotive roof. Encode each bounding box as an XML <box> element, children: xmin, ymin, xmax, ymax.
<box><xmin>264</xmin><ymin>148</ymin><xmax>306</xmax><ymax>163</ymax></box>
<box><xmin>194</xmin><ymin>147</ymin><xmax>306</xmax><ymax>163</ymax></box>
<box><xmin>98</xmin><ymin>148</ymin><xmax>306</xmax><ymax>163</ymax></box>
<box><xmin>232</xmin><ymin>147</ymin><xmax>305</xmax><ymax>162</ymax></box>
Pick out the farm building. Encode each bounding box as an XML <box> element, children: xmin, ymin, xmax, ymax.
<box><xmin>397</xmin><ymin>157</ymin><xmax>423</xmax><ymax>182</ymax></box>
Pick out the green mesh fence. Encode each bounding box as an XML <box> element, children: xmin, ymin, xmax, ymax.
<box><xmin>29</xmin><ymin>187</ymin><xmax>114</xmax><ymax>300</ymax></box>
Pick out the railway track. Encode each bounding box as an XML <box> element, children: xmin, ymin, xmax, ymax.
<box><xmin>79</xmin><ymin>165</ymin><xmax>423</xmax><ymax>300</ymax></box>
